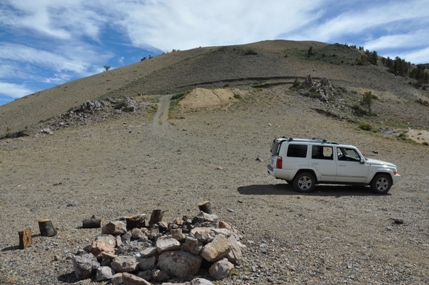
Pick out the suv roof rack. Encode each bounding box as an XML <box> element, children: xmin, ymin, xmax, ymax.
<box><xmin>280</xmin><ymin>137</ymin><xmax>338</xmax><ymax>144</ymax></box>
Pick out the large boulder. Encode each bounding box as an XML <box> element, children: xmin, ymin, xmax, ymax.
<box><xmin>158</xmin><ymin>250</ymin><xmax>202</xmax><ymax>278</ymax></box>
<box><xmin>200</xmin><ymin>235</ymin><xmax>230</xmax><ymax>262</ymax></box>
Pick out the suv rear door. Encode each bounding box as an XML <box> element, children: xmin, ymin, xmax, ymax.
<box><xmin>310</xmin><ymin>145</ymin><xmax>337</xmax><ymax>181</ymax></box>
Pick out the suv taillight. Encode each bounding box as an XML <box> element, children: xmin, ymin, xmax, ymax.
<box><xmin>276</xmin><ymin>157</ymin><xmax>283</xmax><ymax>169</ymax></box>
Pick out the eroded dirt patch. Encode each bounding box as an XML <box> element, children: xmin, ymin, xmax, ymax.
<box><xmin>178</xmin><ymin>88</ymin><xmax>246</xmax><ymax>111</ymax></box>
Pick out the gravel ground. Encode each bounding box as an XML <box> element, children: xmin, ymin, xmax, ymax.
<box><xmin>1</xmin><ymin>87</ymin><xmax>428</xmax><ymax>284</ymax></box>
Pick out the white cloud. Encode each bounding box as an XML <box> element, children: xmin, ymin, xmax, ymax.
<box><xmin>289</xmin><ymin>1</ymin><xmax>429</xmax><ymax>42</ymax></box>
<box><xmin>0</xmin><ymin>0</ymin><xmax>107</xmax><ymax>40</ymax></box>
<box><xmin>364</xmin><ymin>31</ymin><xmax>428</xmax><ymax>51</ymax></box>
<box><xmin>114</xmin><ymin>0</ymin><xmax>326</xmax><ymax>51</ymax></box>
<box><xmin>0</xmin><ymin>42</ymin><xmax>113</xmax><ymax>78</ymax></box>
<box><xmin>395</xmin><ymin>47</ymin><xmax>429</xmax><ymax>64</ymax></box>
<box><xmin>0</xmin><ymin>82</ymin><xmax>33</xmax><ymax>98</ymax></box>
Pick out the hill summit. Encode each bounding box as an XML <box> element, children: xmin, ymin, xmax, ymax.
<box><xmin>0</xmin><ymin>40</ymin><xmax>428</xmax><ymax>139</ymax></box>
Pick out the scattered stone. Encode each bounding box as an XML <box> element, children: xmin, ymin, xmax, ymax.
<box><xmin>191</xmin><ymin>278</ymin><xmax>214</xmax><ymax>285</ymax></box>
<box><xmin>227</xmin><ymin>234</ymin><xmax>244</xmax><ymax>265</ymax></box>
<box><xmin>390</xmin><ymin>218</ymin><xmax>404</xmax><ymax>224</ymax></box>
<box><xmin>156</xmin><ymin>236</ymin><xmax>181</xmax><ymax>253</ymax></box>
<box><xmin>131</xmin><ymin>228</ymin><xmax>146</xmax><ymax>240</ymax></box>
<box><xmin>111</xmin><ymin>273</ymin><xmax>123</xmax><ymax>285</ymax></box>
<box><xmin>137</xmin><ymin>270</ymin><xmax>152</xmax><ymax>281</ymax></box>
<box><xmin>151</xmin><ymin>269</ymin><xmax>169</xmax><ymax>282</ymax></box>
<box><xmin>90</xmin><ymin>240</ymin><xmax>115</xmax><ymax>257</ymax></box>
<box><xmin>41</xmin><ymin>128</ymin><xmax>53</xmax><ymax>134</ymax></box>
<box><xmin>66</xmin><ymin>201</ymin><xmax>79</xmax><ymax>207</ymax></box>
<box><xmin>96</xmin><ymin>266</ymin><xmax>115</xmax><ymax>281</ymax></box>
<box><xmin>105</xmin><ymin>221</ymin><xmax>127</xmax><ymax>235</ymax></box>
<box><xmin>182</xmin><ymin>236</ymin><xmax>204</xmax><ymax>255</ymax></box>
<box><xmin>73</xmin><ymin>253</ymin><xmax>100</xmax><ymax>280</ymax></box>
<box><xmin>137</xmin><ymin>256</ymin><xmax>156</xmax><ymax>271</ymax></box>
<box><xmin>122</xmin><ymin>272</ymin><xmax>151</xmax><ymax>285</ymax></box>
<box><xmin>209</xmin><ymin>258</ymin><xmax>234</xmax><ymax>280</ymax></box>
<box><xmin>95</xmin><ymin>234</ymin><xmax>116</xmax><ymax>247</ymax></box>
<box><xmin>140</xmin><ymin>246</ymin><xmax>158</xmax><ymax>257</ymax></box>
<box><xmin>110</xmin><ymin>256</ymin><xmax>137</xmax><ymax>272</ymax></box>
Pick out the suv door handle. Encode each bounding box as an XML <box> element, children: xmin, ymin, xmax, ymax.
<box><xmin>312</xmin><ymin>162</ymin><xmax>319</xmax><ymax>165</ymax></box>
<box><xmin>339</xmin><ymin>164</ymin><xmax>346</xmax><ymax>167</ymax></box>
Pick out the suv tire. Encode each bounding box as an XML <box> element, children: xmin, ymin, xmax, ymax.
<box><xmin>371</xmin><ymin>174</ymin><xmax>392</xmax><ymax>194</ymax></box>
<box><xmin>293</xmin><ymin>172</ymin><xmax>316</xmax><ymax>193</ymax></box>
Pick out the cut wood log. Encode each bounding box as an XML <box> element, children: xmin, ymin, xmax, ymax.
<box><xmin>126</xmin><ymin>214</ymin><xmax>146</xmax><ymax>230</ymax></box>
<box><xmin>198</xmin><ymin>201</ymin><xmax>212</xmax><ymax>214</ymax></box>
<box><xmin>18</xmin><ymin>228</ymin><xmax>32</xmax><ymax>249</ymax></box>
<box><xmin>38</xmin><ymin>219</ymin><xmax>57</xmax><ymax>237</ymax></box>
<box><xmin>82</xmin><ymin>215</ymin><xmax>102</xmax><ymax>228</ymax></box>
<box><xmin>149</xmin><ymin>209</ymin><xmax>163</xmax><ymax>227</ymax></box>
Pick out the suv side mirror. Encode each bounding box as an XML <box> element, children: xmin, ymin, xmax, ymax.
<box><xmin>360</xmin><ymin>158</ymin><xmax>365</xmax><ymax>164</ymax></box>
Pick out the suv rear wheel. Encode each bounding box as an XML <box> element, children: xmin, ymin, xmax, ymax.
<box><xmin>371</xmin><ymin>174</ymin><xmax>392</xmax><ymax>194</ymax></box>
<box><xmin>293</xmin><ymin>172</ymin><xmax>316</xmax><ymax>193</ymax></box>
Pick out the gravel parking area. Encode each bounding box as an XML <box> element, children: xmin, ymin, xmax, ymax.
<box><xmin>1</xmin><ymin>88</ymin><xmax>428</xmax><ymax>284</ymax></box>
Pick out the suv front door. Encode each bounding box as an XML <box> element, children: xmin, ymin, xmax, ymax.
<box><xmin>335</xmin><ymin>147</ymin><xmax>369</xmax><ymax>183</ymax></box>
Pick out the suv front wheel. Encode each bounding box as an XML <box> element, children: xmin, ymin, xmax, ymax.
<box><xmin>293</xmin><ymin>172</ymin><xmax>316</xmax><ymax>193</ymax></box>
<box><xmin>371</xmin><ymin>174</ymin><xmax>392</xmax><ymax>194</ymax></box>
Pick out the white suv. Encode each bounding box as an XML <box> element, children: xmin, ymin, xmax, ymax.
<box><xmin>267</xmin><ymin>137</ymin><xmax>401</xmax><ymax>194</ymax></box>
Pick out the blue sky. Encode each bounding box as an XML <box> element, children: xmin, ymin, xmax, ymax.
<box><xmin>1</xmin><ymin>0</ymin><xmax>428</xmax><ymax>106</ymax></box>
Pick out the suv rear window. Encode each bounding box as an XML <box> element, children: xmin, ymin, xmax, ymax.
<box><xmin>270</xmin><ymin>139</ymin><xmax>283</xmax><ymax>155</ymax></box>
<box><xmin>287</xmin><ymin>144</ymin><xmax>307</xmax><ymax>158</ymax></box>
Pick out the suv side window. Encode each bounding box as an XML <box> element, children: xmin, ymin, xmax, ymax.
<box><xmin>287</xmin><ymin>144</ymin><xmax>307</xmax><ymax>158</ymax></box>
<box><xmin>338</xmin><ymin>147</ymin><xmax>361</xmax><ymax>161</ymax></box>
<box><xmin>311</xmin><ymin>146</ymin><xmax>333</xmax><ymax>160</ymax></box>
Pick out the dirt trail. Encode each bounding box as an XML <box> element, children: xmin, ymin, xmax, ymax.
<box><xmin>151</xmin><ymin>95</ymin><xmax>172</xmax><ymax>134</ymax></box>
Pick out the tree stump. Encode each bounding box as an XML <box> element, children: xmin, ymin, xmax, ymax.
<box><xmin>149</xmin><ymin>210</ymin><xmax>163</xmax><ymax>227</ymax></box>
<box><xmin>126</xmin><ymin>214</ymin><xmax>146</xmax><ymax>230</ymax></box>
<box><xmin>198</xmin><ymin>201</ymin><xmax>212</xmax><ymax>214</ymax></box>
<box><xmin>18</xmin><ymin>228</ymin><xmax>32</xmax><ymax>249</ymax></box>
<box><xmin>38</xmin><ymin>219</ymin><xmax>57</xmax><ymax>237</ymax></box>
<box><xmin>82</xmin><ymin>215</ymin><xmax>102</xmax><ymax>228</ymax></box>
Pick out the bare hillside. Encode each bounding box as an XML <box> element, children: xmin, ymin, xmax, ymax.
<box><xmin>1</xmin><ymin>40</ymin><xmax>428</xmax><ymax>138</ymax></box>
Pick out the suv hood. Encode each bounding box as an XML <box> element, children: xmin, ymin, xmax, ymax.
<box><xmin>366</xmin><ymin>158</ymin><xmax>396</xmax><ymax>168</ymax></box>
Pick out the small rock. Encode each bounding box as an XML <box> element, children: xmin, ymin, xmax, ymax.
<box><xmin>96</xmin><ymin>266</ymin><xmax>115</xmax><ymax>281</ymax></box>
<box><xmin>209</xmin><ymin>258</ymin><xmax>234</xmax><ymax>280</ymax></box>
<box><xmin>111</xmin><ymin>256</ymin><xmax>137</xmax><ymax>272</ymax></box>
<box><xmin>66</xmin><ymin>201</ymin><xmax>79</xmax><ymax>207</ymax></box>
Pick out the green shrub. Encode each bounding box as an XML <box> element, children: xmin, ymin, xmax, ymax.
<box><xmin>244</xmin><ymin>49</ymin><xmax>258</xmax><ymax>55</ymax></box>
<box><xmin>358</xmin><ymin>122</ymin><xmax>372</xmax><ymax>131</ymax></box>
<box><xmin>0</xmin><ymin>130</ymin><xmax>29</xmax><ymax>140</ymax></box>
<box><xmin>292</xmin><ymin>78</ymin><xmax>301</xmax><ymax>87</ymax></box>
<box><xmin>171</xmin><ymin>92</ymin><xmax>187</xmax><ymax>101</ymax></box>
<box><xmin>310</xmin><ymin>92</ymin><xmax>322</xmax><ymax>99</ymax></box>
<box><xmin>233</xmin><ymin>93</ymin><xmax>242</xmax><ymax>100</ymax></box>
